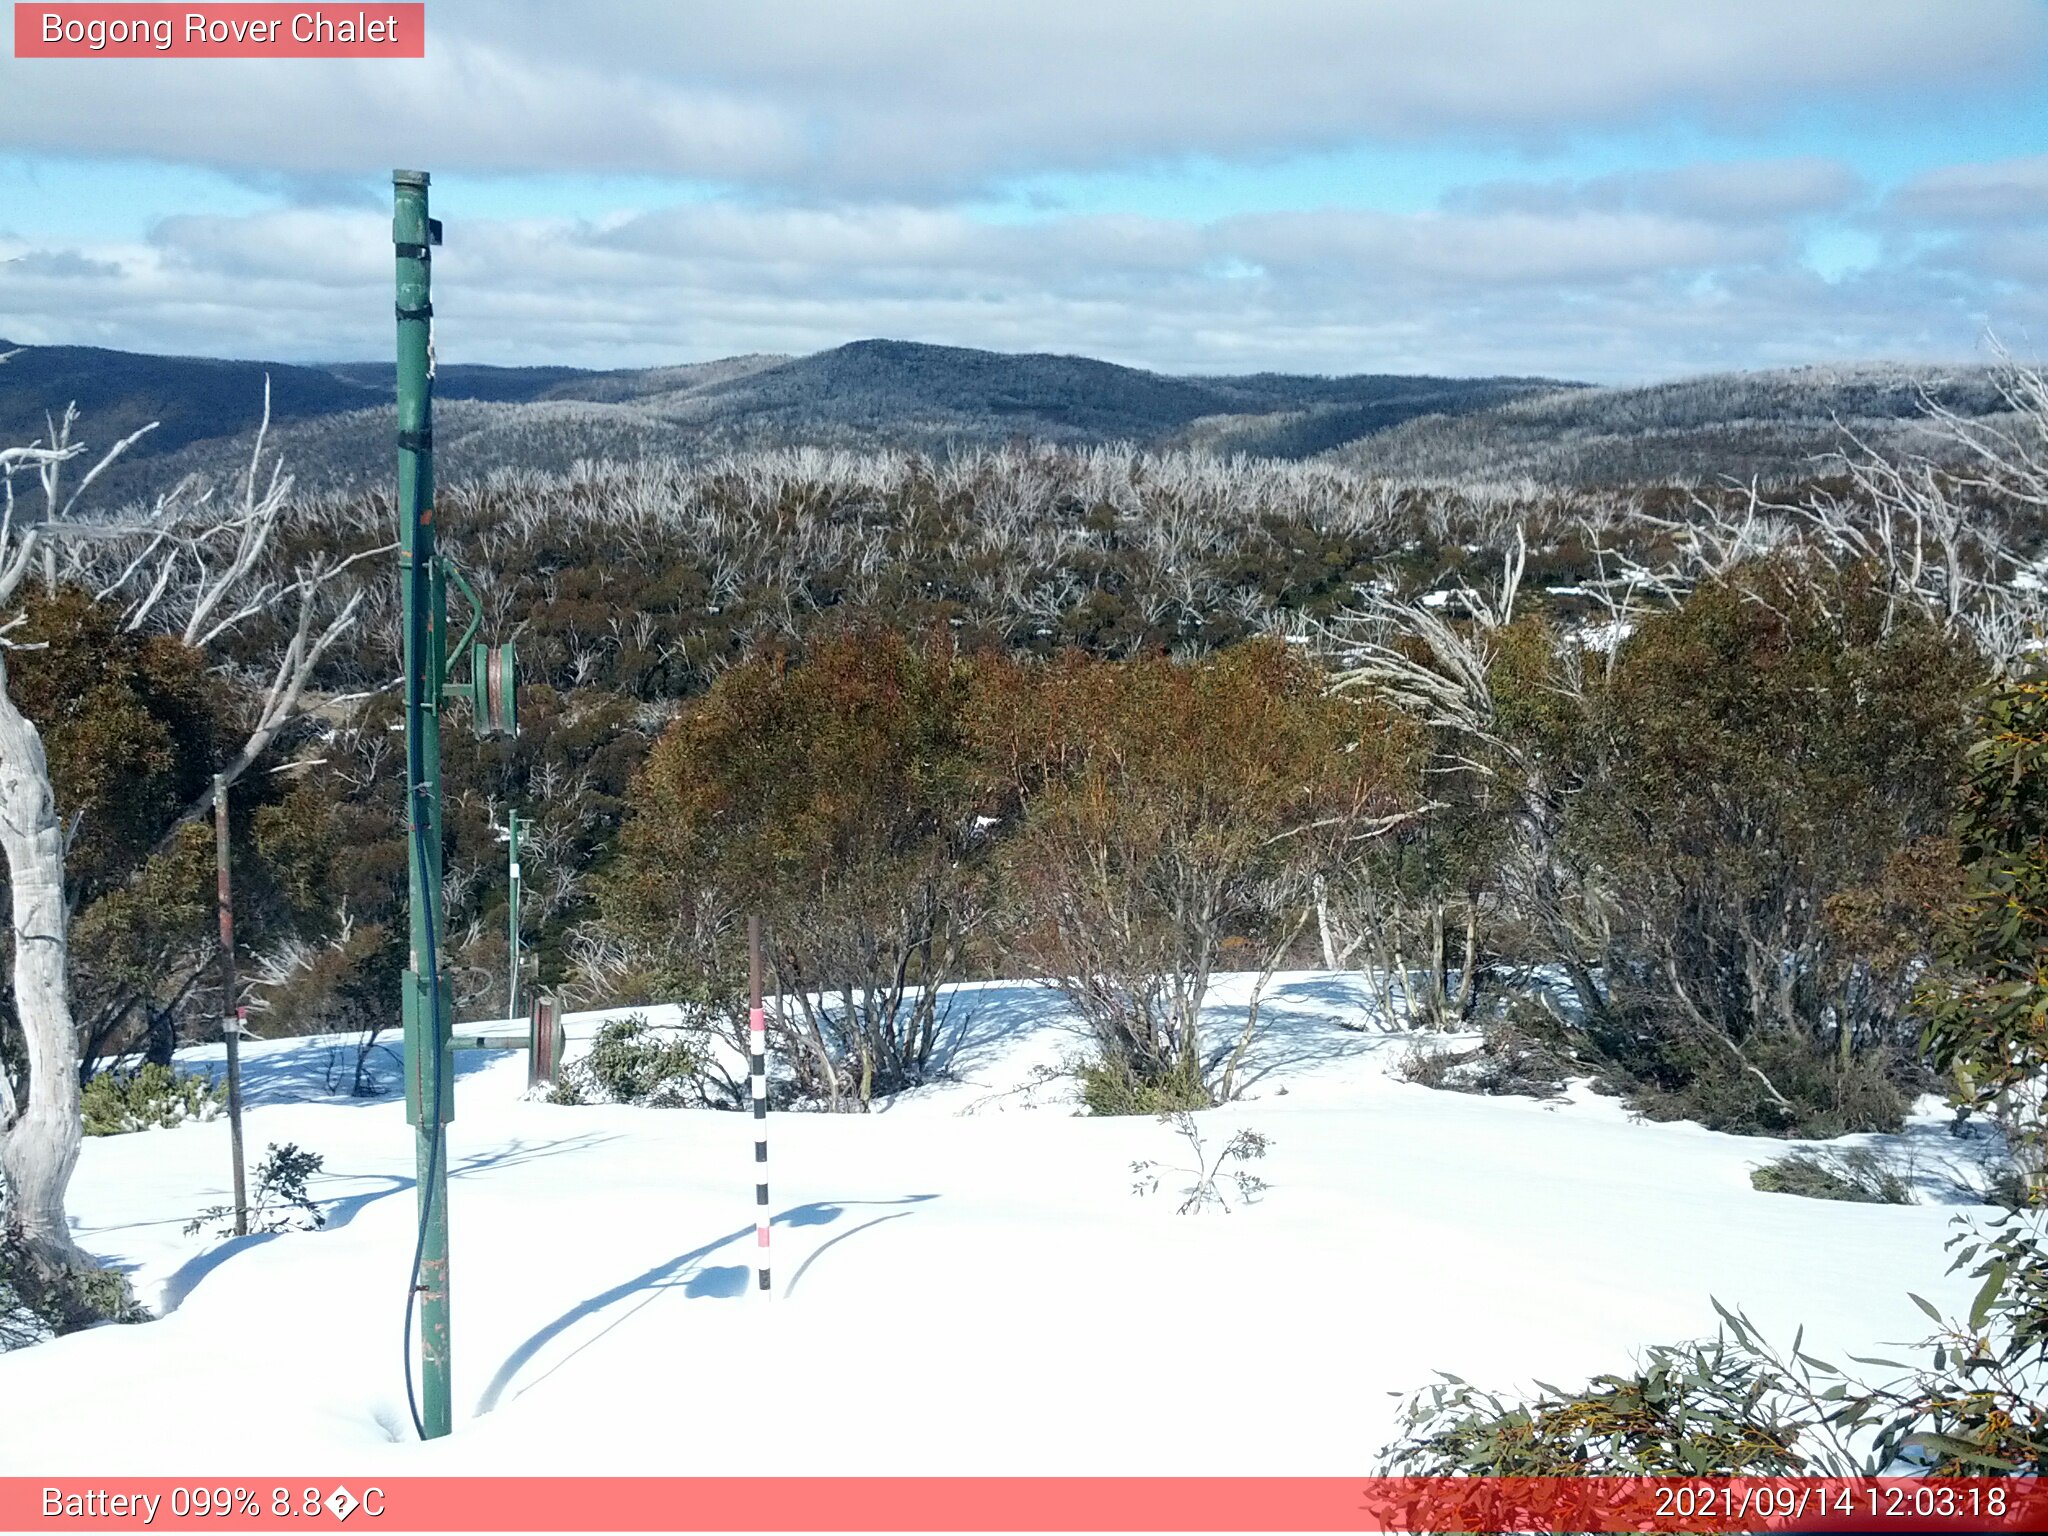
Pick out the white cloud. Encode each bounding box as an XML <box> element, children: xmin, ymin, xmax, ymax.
<box><xmin>2</xmin><ymin>1</ymin><xmax>2041</xmax><ymax>378</ymax></box>
<box><xmin>0</xmin><ymin>2</ymin><xmax>2037</xmax><ymax>194</ymax></box>
<box><xmin>1218</xmin><ymin>209</ymin><xmax>1787</xmax><ymax>286</ymax></box>
<box><xmin>1447</xmin><ymin>159</ymin><xmax>1866</xmax><ymax>223</ymax></box>
<box><xmin>149</xmin><ymin>210</ymin><xmax>390</xmax><ymax>285</ymax></box>
<box><xmin>1889</xmin><ymin>155</ymin><xmax>2048</xmax><ymax>225</ymax></box>
<box><xmin>0</xmin><ymin>192</ymin><xmax>2031</xmax><ymax>384</ymax></box>
<box><xmin>0</xmin><ymin>42</ymin><xmax>805</xmax><ymax>184</ymax></box>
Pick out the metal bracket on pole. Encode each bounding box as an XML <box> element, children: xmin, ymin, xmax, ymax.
<box><xmin>442</xmin><ymin>561</ymin><xmax>519</xmax><ymax>738</ymax></box>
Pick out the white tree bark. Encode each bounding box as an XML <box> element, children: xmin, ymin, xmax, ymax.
<box><xmin>0</xmin><ymin>652</ymin><xmax>83</xmax><ymax>1270</ymax></box>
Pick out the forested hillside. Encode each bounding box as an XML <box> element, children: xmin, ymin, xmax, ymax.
<box><xmin>5</xmin><ymin>344</ymin><xmax>2046</xmax><ymax>1481</ymax></box>
<box><xmin>1331</xmin><ymin>363</ymin><xmax>2021</xmax><ymax>486</ymax></box>
<box><xmin>8</xmin><ymin>358</ymin><xmax>2042</xmax><ymax>1134</ymax></box>
<box><xmin>0</xmin><ymin>338</ymin><xmax>1567</xmax><ymax>503</ymax></box>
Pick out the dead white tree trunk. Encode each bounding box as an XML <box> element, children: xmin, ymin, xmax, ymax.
<box><xmin>0</xmin><ymin>654</ymin><xmax>81</xmax><ymax>1269</ymax></box>
<box><xmin>0</xmin><ymin>425</ymin><xmax>99</xmax><ymax>1271</ymax></box>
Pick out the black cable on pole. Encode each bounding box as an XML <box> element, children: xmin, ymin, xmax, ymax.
<box><xmin>399</xmin><ymin>554</ymin><xmax>444</xmax><ymax>1444</ymax></box>
<box><xmin>401</xmin><ymin>799</ymin><xmax>444</xmax><ymax>1443</ymax></box>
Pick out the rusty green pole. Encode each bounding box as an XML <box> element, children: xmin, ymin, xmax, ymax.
<box><xmin>395</xmin><ymin>167</ymin><xmax>452</xmax><ymax>1441</ymax></box>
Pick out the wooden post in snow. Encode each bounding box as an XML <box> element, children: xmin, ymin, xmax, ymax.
<box><xmin>528</xmin><ymin>994</ymin><xmax>564</xmax><ymax>1091</ymax></box>
<box><xmin>214</xmin><ymin>773</ymin><xmax>248</xmax><ymax>1238</ymax></box>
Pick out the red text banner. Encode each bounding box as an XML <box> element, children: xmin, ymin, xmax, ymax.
<box><xmin>13</xmin><ymin>5</ymin><xmax>425</xmax><ymax>58</ymax></box>
<box><xmin>4</xmin><ymin>1477</ymin><xmax>2048</xmax><ymax>1532</ymax></box>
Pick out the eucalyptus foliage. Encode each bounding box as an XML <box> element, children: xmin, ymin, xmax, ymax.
<box><xmin>1918</xmin><ymin>675</ymin><xmax>2048</xmax><ymax>1201</ymax></box>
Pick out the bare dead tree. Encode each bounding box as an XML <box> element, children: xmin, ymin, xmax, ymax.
<box><xmin>1325</xmin><ymin>533</ymin><xmax>1613</xmax><ymax>1025</ymax></box>
<box><xmin>0</xmin><ymin>380</ymin><xmax>378</xmax><ymax>1278</ymax></box>
<box><xmin>73</xmin><ymin>383</ymin><xmax>389</xmax><ymax>842</ymax></box>
<box><xmin>1580</xmin><ymin>358</ymin><xmax>2048</xmax><ymax>673</ymax></box>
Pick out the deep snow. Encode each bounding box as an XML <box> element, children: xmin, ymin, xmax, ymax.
<box><xmin>0</xmin><ymin>971</ymin><xmax>2014</xmax><ymax>1476</ymax></box>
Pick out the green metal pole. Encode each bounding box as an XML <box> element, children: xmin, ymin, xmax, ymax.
<box><xmin>507</xmin><ymin>809</ymin><xmax>521</xmax><ymax>1020</ymax></box>
<box><xmin>394</xmin><ymin>168</ymin><xmax>452</xmax><ymax>1441</ymax></box>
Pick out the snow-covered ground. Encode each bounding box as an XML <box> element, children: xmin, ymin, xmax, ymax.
<box><xmin>0</xmin><ymin>971</ymin><xmax>2012</xmax><ymax>1476</ymax></box>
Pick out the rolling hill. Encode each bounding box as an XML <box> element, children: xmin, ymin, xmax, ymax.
<box><xmin>1326</xmin><ymin>363</ymin><xmax>2022</xmax><ymax>487</ymax></box>
<box><xmin>0</xmin><ymin>337</ymin><xmax>1571</xmax><ymax>502</ymax></box>
<box><xmin>2</xmin><ymin>338</ymin><xmax>2026</xmax><ymax>504</ymax></box>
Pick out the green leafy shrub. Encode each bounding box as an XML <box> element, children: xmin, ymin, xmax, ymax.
<box><xmin>556</xmin><ymin>1014</ymin><xmax>707</xmax><ymax>1107</ymax></box>
<box><xmin>1</xmin><ymin>1230</ymin><xmax>148</xmax><ymax>1351</ymax></box>
<box><xmin>1382</xmin><ymin>1210</ymin><xmax>2048</xmax><ymax>1476</ymax></box>
<box><xmin>602</xmin><ymin>629</ymin><xmax>986</xmax><ymax>1110</ymax></box>
<box><xmin>1595</xmin><ymin>1025</ymin><xmax>1915</xmax><ymax>1140</ymax></box>
<box><xmin>1381</xmin><ymin>1337</ymin><xmax>1810</xmax><ymax>1475</ymax></box>
<box><xmin>80</xmin><ymin>1062</ymin><xmax>224</xmax><ymax>1135</ymax></box>
<box><xmin>1750</xmin><ymin>1148</ymin><xmax>1911</xmax><ymax>1204</ymax></box>
<box><xmin>1765</xmin><ymin>1213</ymin><xmax>2048</xmax><ymax>1474</ymax></box>
<box><xmin>988</xmin><ymin>641</ymin><xmax>1419</xmax><ymax>1113</ymax></box>
<box><xmin>184</xmin><ymin>1142</ymin><xmax>326</xmax><ymax>1238</ymax></box>
<box><xmin>1568</xmin><ymin>566</ymin><xmax>1978</xmax><ymax>1138</ymax></box>
<box><xmin>1917</xmin><ymin>674</ymin><xmax>2048</xmax><ymax>1204</ymax></box>
<box><xmin>1078</xmin><ymin>1055</ymin><xmax>1210</xmax><ymax>1117</ymax></box>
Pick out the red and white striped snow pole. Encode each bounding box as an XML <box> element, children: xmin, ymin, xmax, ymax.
<box><xmin>748</xmin><ymin>914</ymin><xmax>771</xmax><ymax>1293</ymax></box>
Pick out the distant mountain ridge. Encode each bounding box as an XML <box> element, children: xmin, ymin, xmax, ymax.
<box><xmin>1326</xmin><ymin>362</ymin><xmax>2021</xmax><ymax>487</ymax></box>
<box><xmin>0</xmin><ymin>337</ymin><xmax>2022</xmax><ymax>501</ymax></box>
<box><xmin>0</xmin><ymin>337</ymin><xmax>1573</xmax><ymax>500</ymax></box>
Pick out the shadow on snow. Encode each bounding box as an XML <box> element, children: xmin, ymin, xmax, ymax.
<box><xmin>472</xmin><ymin>1194</ymin><xmax>940</xmax><ymax>1417</ymax></box>
<box><xmin>144</xmin><ymin>1134</ymin><xmax>625</xmax><ymax>1314</ymax></box>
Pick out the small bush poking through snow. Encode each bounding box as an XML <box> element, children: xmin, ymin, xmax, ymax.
<box><xmin>1395</xmin><ymin>1039</ymin><xmax>1467</xmax><ymax>1091</ymax></box>
<box><xmin>1750</xmin><ymin>1149</ymin><xmax>1911</xmax><ymax>1205</ymax></box>
<box><xmin>1079</xmin><ymin>1055</ymin><xmax>1210</xmax><ymax>1118</ymax></box>
<box><xmin>81</xmin><ymin>1063</ymin><xmax>223</xmax><ymax>1136</ymax></box>
<box><xmin>1130</xmin><ymin>1111</ymin><xmax>1271</xmax><ymax>1213</ymax></box>
<box><xmin>555</xmin><ymin>1014</ymin><xmax>707</xmax><ymax>1107</ymax></box>
<box><xmin>0</xmin><ymin>1229</ymin><xmax>147</xmax><ymax>1350</ymax></box>
<box><xmin>1986</xmin><ymin>1163</ymin><xmax>2037</xmax><ymax>1212</ymax></box>
<box><xmin>1396</xmin><ymin>1013</ymin><xmax>1570</xmax><ymax>1100</ymax></box>
<box><xmin>1604</xmin><ymin>1029</ymin><xmax>1915</xmax><ymax>1141</ymax></box>
<box><xmin>185</xmin><ymin>1143</ymin><xmax>327</xmax><ymax>1238</ymax></box>
<box><xmin>1384</xmin><ymin>1210</ymin><xmax>2048</xmax><ymax>1476</ymax></box>
<box><xmin>1381</xmin><ymin>1336</ymin><xmax>1810</xmax><ymax>1476</ymax></box>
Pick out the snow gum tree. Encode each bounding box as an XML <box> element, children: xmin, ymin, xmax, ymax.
<box><xmin>601</xmin><ymin>626</ymin><xmax>989</xmax><ymax>1111</ymax></box>
<box><xmin>1575</xmin><ymin>561</ymin><xmax>1981</xmax><ymax>1133</ymax></box>
<box><xmin>976</xmin><ymin>639</ymin><xmax>1421</xmax><ymax>1112</ymax></box>
<box><xmin>1918</xmin><ymin>674</ymin><xmax>2048</xmax><ymax>1200</ymax></box>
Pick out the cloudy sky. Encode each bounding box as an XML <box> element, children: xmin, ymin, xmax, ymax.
<box><xmin>3</xmin><ymin>1</ymin><xmax>2046</xmax><ymax>382</ymax></box>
